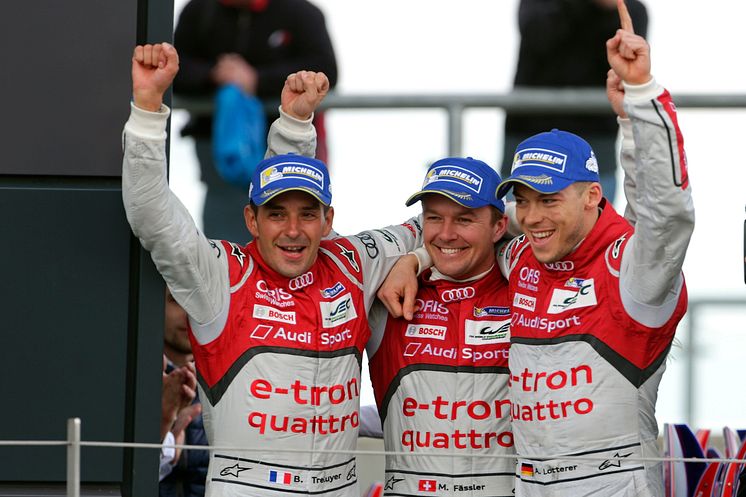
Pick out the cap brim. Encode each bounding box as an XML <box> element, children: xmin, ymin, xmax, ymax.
<box><xmin>496</xmin><ymin>176</ymin><xmax>575</xmax><ymax>198</ymax></box>
<box><xmin>405</xmin><ymin>189</ymin><xmax>504</xmax><ymax>212</ymax></box>
<box><xmin>405</xmin><ymin>189</ymin><xmax>482</xmax><ymax>209</ymax></box>
<box><xmin>253</xmin><ymin>186</ymin><xmax>331</xmax><ymax>206</ymax></box>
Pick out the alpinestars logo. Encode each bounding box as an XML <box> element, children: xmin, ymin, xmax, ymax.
<box><xmin>336</xmin><ymin>243</ymin><xmax>359</xmax><ymax>272</ymax></box>
<box><xmin>230</xmin><ymin>243</ymin><xmax>246</xmax><ymax>267</ymax></box>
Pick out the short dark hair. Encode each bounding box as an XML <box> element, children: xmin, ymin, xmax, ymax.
<box><xmin>489</xmin><ymin>206</ymin><xmax>504</xmax><ymax>225</ymax></box>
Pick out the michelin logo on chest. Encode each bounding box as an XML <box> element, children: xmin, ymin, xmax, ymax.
<box><xmin>547</xmin><ymin>278</ymin><xmax>597</xmax><ymax>314</ymax></box>
<box><xmin>320</xmin><ymin>293</ymin><xmax>358</xmax><ymax>328</ymax></box>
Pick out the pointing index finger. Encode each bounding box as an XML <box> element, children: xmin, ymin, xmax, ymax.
<box><xmin>618</xmin><ymin>0</ymin><xmax>634</xmax><ymax>33</ymax></box>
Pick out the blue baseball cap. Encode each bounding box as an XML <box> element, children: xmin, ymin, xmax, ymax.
<box><xmin>249</xmin><ymin>153</ymin><xmax>332</xmax><ymax>206</ymax></box>
<box><xmin>496</xmin><ymin>129</ymin><xmax>600</xmax><ymax>198</ymax></box>
<box><xmin>405</xmin><ymin>157</ymin><xmax>505</xmax><ymax>212</ymax></box>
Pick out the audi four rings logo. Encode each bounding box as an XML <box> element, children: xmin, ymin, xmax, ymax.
<box><xmin>288</xmin><ymin>272</ymin><xmax>314</xmax><ymax>290</ymax></box>
<box><xmin>440</xmin><ymin>287</ymin><xmax>475</xmax><ymax>302</ymax></box>
<box><xmin>544</xmin><ymin>261</ymin><xmax>574</xmax><ymax>271</ymax></box>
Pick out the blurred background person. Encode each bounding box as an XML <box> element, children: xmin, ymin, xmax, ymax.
<box><xmin>501</xmin><ymin>0</ymin><xmax>647</xmax><ymax>205</ymax></box>
<box><xmin>173</xmin><ymin>0</ymin><xmax>337</xmax><ymax>243</ymax></box>
<box><xmin>160</xmin><ymin>289</ymin><xmax>208</xmax><ymax>497</ymax></box>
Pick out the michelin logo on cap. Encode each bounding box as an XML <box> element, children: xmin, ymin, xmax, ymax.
<box><xmin>260</xmin><ymin>162</ymin><xmax>325</xmax><ymax>189</ymax></box>
<box><xmin>512</xmin><ymin>148</ymin><xmax>568</xmax><ymax>173</ymax></box>
<box><xmin>424</xmin><ymin>165</ymin><xmax>483</xmax><ymax>193</ymax></box>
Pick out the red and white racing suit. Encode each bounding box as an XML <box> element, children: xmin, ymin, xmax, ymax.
<box><xmin>499</xmin><ymin>80</ymin><xmax>694</xmax><ymax>496</ymax></box>
<box><xmin>368</xmin><ymin>266</ymin><xmax>515</xmax><ymax>496</ymax></box>
<box><xmin>122</xmin><ymin>105</ymin><xmax>423</xmax><ymax>497</ymax></box>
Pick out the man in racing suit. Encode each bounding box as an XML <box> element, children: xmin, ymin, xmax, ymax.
<box><xmin>493</xmin><ymin>6</ymin><xmax>693</xmax><ymax>495</ymax></box>
<box><xmin>378</xmin><ymin>4</ymin><xmax>693</xmax><ymax>496</ymax></box>
<box><xmin>367</xmin><ymin>157</ymin><xmax>515</xmax><ymax>496</ymax></box>
<box><xmin>123</xmin><ymin>43</ymin><xmax>422</xmax><ymax>497</ymax></box>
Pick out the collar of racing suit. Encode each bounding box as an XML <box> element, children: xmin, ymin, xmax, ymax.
<box><xmin>541</xmin><ymin>198</ymin><xmax>632</xmax><ymax>274</ymax></box>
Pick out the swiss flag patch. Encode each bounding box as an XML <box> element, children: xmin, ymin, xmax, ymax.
<box><xmin>418</xmin><ymin>479</ymin><xmax>437</xmax><ymax>492</ymax></box>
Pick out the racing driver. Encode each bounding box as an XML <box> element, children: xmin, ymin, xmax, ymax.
<box><xmin>123</xmin><ymin>43</ymin><xmax>422</xmax><ymax>497</ymax></box>
<box><xmin>379</xmin><ymin>2</ymin><xmax>694</xmax><ymax>495</ymax></box>
<box><xmin>367</xmin><ymin>157</ymin><xmax>515</xmax><ymax>496</ymax></box>
<box><xmin>493</xmin><ymin>3</ymin><xmax>692</xmax><ymax>495</ymax></box>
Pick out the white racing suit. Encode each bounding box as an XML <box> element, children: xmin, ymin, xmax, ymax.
<box><xmin>122</xmin><ymin>106</ymin><xmax>423</xmax><ymax>497</ymax></box>
<box><xmin>498</xmin><ymin>79</ymin><xmax>694</xmax><ymax>496</ymax></box>
<box><xmin>367</xmin><ymin>266</ymin><xmax>515</xmax><ymax>496</ymax></box>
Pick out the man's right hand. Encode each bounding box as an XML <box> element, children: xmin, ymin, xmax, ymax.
<box><xmin>281</xmin><ymin>70</ymin><xmax>329</xmax><ymax>121</ymax></box>
<box><xmin>132</xmin><ymin>43</ymin><xmax>179</xmax><ymax>112</ymax></box>
<box><xmin>377</xmin><ymin>254</ymin><xmax>420</xmax><ymax>321</ymax></box>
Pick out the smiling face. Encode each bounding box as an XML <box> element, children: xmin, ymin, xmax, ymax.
<box><xmin>513</xmin><ymin>182</ymin><xmax>602</xmax><ymax>263</ymax></box>
<box><xmin>422</xmin><ymin>194</ymin><xmax>507</xmax><ymax>280</ymax></box>
<box><xmin>245</xmin><ymin>190</ymin><xmax>334</xmax><ymax>278</ymax></box>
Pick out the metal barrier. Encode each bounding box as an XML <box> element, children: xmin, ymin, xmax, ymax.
<box><xmin>684</xmin><ymin>298</ymin><xmax>746</xmax><ymax>423</ymax></box>
<box><xmin>4</xmin><ymin>403</ymin><xmax>746</xmax><ymax>497</ymax></box>
<box><xmin>173</xmin><ymin>89</ymin><xmax>746</xmax><ymax>156</ymax></box>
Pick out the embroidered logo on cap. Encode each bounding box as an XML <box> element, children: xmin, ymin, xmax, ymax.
<box><xmin>259</xmin><ymin>162</ymin><xmax>325</xmax><ymax>189</ymax></box>
<box><xmin>424</xmin><ymin>165</ymin><xmax>483</xmax><ymax>193</ymax></box>
<box><xmin>517</xmin><ymin>174</ymin><xmax>553</xmax><ymax>185</ymax></box>
<box><xmin>585</xmin><ymin>152</ymin><xmax>599</xmax><ymax>173</ymax></box>
<box><xmin>512</xmin><ymin>148</ymin><xmax>567</xmax><ymax>173</ymax></box>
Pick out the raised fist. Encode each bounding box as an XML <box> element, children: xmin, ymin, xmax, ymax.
<box><xmin>281</xmin><ymin>70</ymin><xmax>330</xmax><ymax>121</ymax></box>
<box><xmin>132</xmin><ymin>43</ymin><xmax>180</xmax><ymax>112</ymax></box>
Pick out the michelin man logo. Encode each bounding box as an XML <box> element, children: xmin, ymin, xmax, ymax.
<box><xmin>260</xmin><ymin>166</ymin><xmax>283</xmax><ymax>187</ymax></box>
<box><xmin>585</xmin><ymin>152</ymin><xmax>599</xmax><ymax>173</ymax></box>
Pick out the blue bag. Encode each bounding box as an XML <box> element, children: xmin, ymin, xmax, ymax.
<box><xmin>213</xmin><ymin>84</ymin><xmax>267</xmax><ymax>188</ymax></box>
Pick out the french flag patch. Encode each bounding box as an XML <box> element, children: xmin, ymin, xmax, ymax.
<box><xmin>269</xmin><ymin>470</ymin><xmax>292</xmax><ymax>485</ymax></box>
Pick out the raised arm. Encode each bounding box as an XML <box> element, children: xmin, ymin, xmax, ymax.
<box><xmin>123</xmin><ymin>43</ymin><xmax>229</xmax><ymax>327</ymax></box>
<box><xmin>265</xmin><ymin>70</ymin><xmax>329</xmax><ymax>158</ymax></box>
<box><xmin>606</xmin><ymin>1</ymin><xmax>694</xmax><ymax>320</ymax></box>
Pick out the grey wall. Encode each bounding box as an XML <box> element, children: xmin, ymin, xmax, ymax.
<box><xmin>0</xmin><ymin>0</ymin><xmax>174</xmax><ymax>495</ymax></box>
<box><xmin>0</xmin><ymin>1</ymin><xmax>136</xmax><ymax>177</ymax></box>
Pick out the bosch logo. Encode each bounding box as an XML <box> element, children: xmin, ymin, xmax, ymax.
<box><xmin>440</xmin><ymin>287</ymin><xmax>475</xmax><ymax>302</ymax></box>
<box><xmin>405</xmin><ymin>324</ymin><xmax>447</xmax><ymax>340</ymax></box>
<box><xmin>288</xmin><ymin>271</ymin><xmax>314</xmax><ymax>290</ymax></box>
<box><xmin>544</xmin><ymin>261</ymin><xmax>574</xmax><ymax>271</ymax></box>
